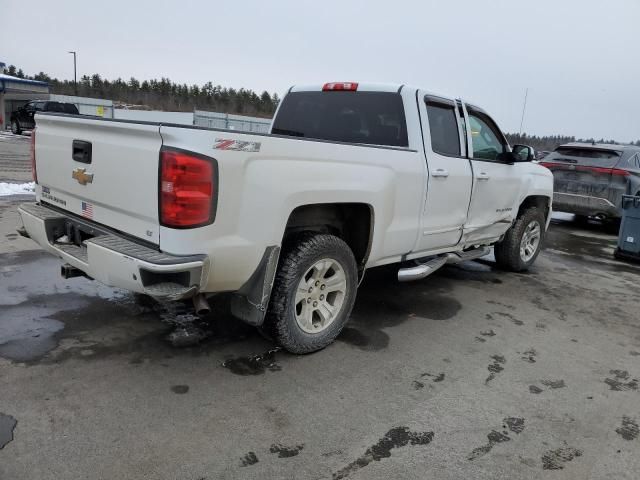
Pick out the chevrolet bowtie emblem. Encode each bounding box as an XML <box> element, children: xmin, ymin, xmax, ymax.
<box><xmin>72</xmin><ymin>168</ymin><xmax>94</xmax><ymax>185</ymax></box>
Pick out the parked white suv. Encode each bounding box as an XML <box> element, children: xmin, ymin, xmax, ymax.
<box><xmin>19</xmin><ymin>82</ymin><xmax>553</xmax><ymax>353</ymax></box>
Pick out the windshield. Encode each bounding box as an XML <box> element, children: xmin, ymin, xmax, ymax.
<box><xmin>272</xmin><ymin>91</ymin><xmax>409</xmax><ymax>147</ymax></box>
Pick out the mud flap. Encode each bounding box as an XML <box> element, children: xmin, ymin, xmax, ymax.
<box><xmin>230</xmin><ymin>246</ymin><xmax>280</xmax><ymax>326</ymax></box>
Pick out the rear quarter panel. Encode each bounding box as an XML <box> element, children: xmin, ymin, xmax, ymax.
<box><xmin>158</xmin><ymin>126</ymin><xmax>425</xmax><ymax>292</ymax></box>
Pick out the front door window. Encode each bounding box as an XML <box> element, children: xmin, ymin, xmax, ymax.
<box><xmin>468</xmin><ymin>113</ymin><xmax>504</xmax><ymax>161</ymax></box>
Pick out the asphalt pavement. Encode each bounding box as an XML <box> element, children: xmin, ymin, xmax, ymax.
<box><xmin>1</xmin><ymin>132</ymin><xmax>639</xmax><ymax>479</ymax></box>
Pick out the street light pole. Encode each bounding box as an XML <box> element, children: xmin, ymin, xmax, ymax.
<box><xmin>68</xmin><ymin>51</ymin><xmax>77</xmax><ymax>96</ymax></box>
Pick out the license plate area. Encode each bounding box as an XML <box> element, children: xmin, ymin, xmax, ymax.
<box><xmin>44</xmin><ymin>215</ymin><xmax>107</xmax><ymax>248</ymax></box>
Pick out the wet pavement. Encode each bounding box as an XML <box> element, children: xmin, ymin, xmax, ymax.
<box><xmin>1</xmin><ymin>213</ymin><xmax>640</xmax><ymax>479</ymax></box>
<box><xmin>0</xmin><ymin>132</ymin><xmax>31</xmax><ymax>184</ymax></box>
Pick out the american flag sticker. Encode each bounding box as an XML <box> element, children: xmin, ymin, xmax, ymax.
<box><xmin>214</xmin><ymin>138</ymin><xmax>261</xmax><ymax>152</ymax></box>
<box><xmin>81</xmin><ymin>201</ymin><xmax>94</xmax><ymax>219</ymax></box>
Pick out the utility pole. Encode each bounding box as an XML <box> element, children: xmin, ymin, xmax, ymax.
<box><xmin>68</xmin><ymin>51</ymin><xmax>77</xmax><ymax>96</ymax></box>
<box><xmin>519</xmin><ymin>87</ymin><xmax>529</xmax><ymax>135</ymax></box>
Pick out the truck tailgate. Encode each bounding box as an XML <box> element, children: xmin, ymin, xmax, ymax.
<box><xmin>34</xmin><ymin>114</ymin><xmax>162</xmax><ymax>244</ymax></box>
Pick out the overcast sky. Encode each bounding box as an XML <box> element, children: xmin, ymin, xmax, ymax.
<box><xmin>3</xmin><ymin>0</ymin><xmax>639</xmax><ymax>140</ymax></box>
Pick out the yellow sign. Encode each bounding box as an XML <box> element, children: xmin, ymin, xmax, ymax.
<box><xmin>96</xmin><ymin>105</ymin><xmax>104</xmax><ymax>117</ymax></box>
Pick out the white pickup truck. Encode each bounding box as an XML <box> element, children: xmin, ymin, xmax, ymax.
<box><xmin>19</xmin><ymin>82</ymin><xmax>553</xmax><ymax>353</ymax></box>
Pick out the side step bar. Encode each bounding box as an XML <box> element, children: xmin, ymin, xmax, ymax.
<box><xmin>446</xmin><ymin>246</ymin><xmax>490</xmax><ymax>264</ymax></box>
<box><xmin>398</xmin><ymin>256</ymin><xmax>447</xmax><ymax>282</ymax></box>
<box><xmin>397</xmin><ymin>247</ymin><xmax>490</xmax><ymax>282</ymax></box>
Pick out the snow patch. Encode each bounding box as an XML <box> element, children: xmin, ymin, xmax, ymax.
<box><xmin>0</xmin><ymin>182</ymin><xmax>35</xmax><ymax>196</ymax></box>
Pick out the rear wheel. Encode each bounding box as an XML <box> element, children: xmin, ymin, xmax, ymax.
<box><xmin>605</xmin><ymin>217</ymin><xmax>621</xmax><ymax>234</ymax></box>
<box><xmin>11</xmin><ymin>120</ymin><xmax>21</xmax><ymax>135</ymax></box>
<box><xmin>263</xmin><ymin>233</ymin><xmax>358</xmax><ymax>354</ymax></box>
<box><xmin>574</xmin><ymin>214</ymin><xmax>590</xmax><ymax>225</ymax></box>
<box><xmin>494</xmin><ymin>207</ymin><xmax>546</xmax><ymax>272</ymax></box>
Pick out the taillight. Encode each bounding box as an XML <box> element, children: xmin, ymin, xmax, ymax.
<box><xmin>539</xmin><ymin>162</ymin><xmax>629</xmax><ymax>177</ymax></box>
<box><xmin>159</xmin><ymin>147</ymin><xmax>217</xmax><ymax>228</ymax></box>
<box><xmin>30</xmin><ymin>128</ymin><xmax>37</xmax><ymax>183</ymax></box>
<box><xmin>610</xmin><ymin>168</ymin><xmax>630</xmax><ymax>177</ymax></box>
<box><xmin>322</xmin><ymin>82</ymin><xmax>358</xmax><ymax>91</ymax></box>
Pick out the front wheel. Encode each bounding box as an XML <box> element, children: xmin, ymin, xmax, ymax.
<box><xmin>263</xmin><ymin>233</ymin><xmax>358</xmax><ymax>354</ymax></box>
<box><xmin>11</xmin><ymin>120</ymin><xmax>21</xmax><ymax>135</ymax></box>
<box><xmin>494</xmin><ymin>207</ymin><xmax>546</xmax><ymax>272</ymax></box>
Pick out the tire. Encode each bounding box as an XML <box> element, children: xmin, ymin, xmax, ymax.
<box><xmin>574</xmin><ymin>214</ymin><xmax>590</xmax><ymax>225</ymax></box>
<box><xmin>11</xmin><ymin>120</ymin><xmax>21</xmax><ymax>135</ymax></box>
<box><xmin>263</xmin><ymin>233</ymin><xmax>358</xmax><ymax>354</ymax></box>
<box><xmin>494</xmin><ymin>207</ymin><xmax>546</xmax><ymax>272</ymax></box>
<box><xmin>604</xmin><ymin>217</ymin><xmax>621</xmax><ymax>235</ymax></box>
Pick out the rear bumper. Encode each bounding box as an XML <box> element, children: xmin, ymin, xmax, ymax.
<box><xmin>553</xmin><ymin>192</ymin><xmax>620</xmax><ymax>218</ymax></box>
<box><xmin>18</xmin><ymin>203</ymin><xmax>209</xmax><ymax>300</ymax></box>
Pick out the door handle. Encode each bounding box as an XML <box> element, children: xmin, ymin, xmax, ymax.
<box><xmin>476</xmin><ymin>172</ymin><xmax>490</xmax><ymax>180</ymax></box>
<box><xmin>72</xmin><ymin>140</ymin><xmax>92</xmax><ymax>164</ymax></box>
<box><xmin>431</xmin><ymin>169</ymin><xmax>449</xmax><ymax>178</ymax></box>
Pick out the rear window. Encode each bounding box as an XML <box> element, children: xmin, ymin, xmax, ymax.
<box><xmin>47</xmin><ymin>102</ymin><xmax>79</xmax><ymax>114</ymax></box>
<box><xmin>272</xmin><ymin>91</ymin><xmax>409</xmax><ymax>147</ymax></box>
<box><xmin>549</xmin><ymin>146</ymin><xmax>621</xmax><ymax>167</ymax></box>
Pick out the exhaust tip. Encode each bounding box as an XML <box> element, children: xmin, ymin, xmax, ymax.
<box><xmin>61</xmin><ymin>263</ymin><xmax>85</xmax><ymax>279</ymax></box>
<box><xmin>192</xmin><ymin>294</ymin><xmax>211</xmax><ymax>316</ymax></box>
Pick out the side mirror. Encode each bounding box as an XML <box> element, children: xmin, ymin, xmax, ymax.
<box><xmin>512</xmin><ymin>144</ymin><xmax>535</xmax><ymax>162</ymax></box>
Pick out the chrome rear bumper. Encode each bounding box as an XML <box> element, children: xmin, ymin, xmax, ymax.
<box><xmin>18</xmin><ymin>203</ymin><xmax>208</xmax><ymax>300</ymax></box>
<box><xmin>553</xmin><ymin>192</ymin><xmax>619</xmax><ymax>218</ymax></box>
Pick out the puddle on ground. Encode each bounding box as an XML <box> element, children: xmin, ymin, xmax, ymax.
<box><xmin>0</xmin><ymin>413</ymin><xmax>17</xmax><ymax>450</ymax></box>
<box><xmin>0</xmin><ymin>250</ymin><xmax>262</xmax><ymax>364</ymax></box>
<box><xmin>222</xmin><ymin>348</ymin><xmax>282</xmax><ymax>375</ymax></box>
<box><xmin>0</xmin><ymin>251</ymin><xmax>128</xmax><ymax>362</ymax></box>
<box><xmin>333</xmin><ymin>426</ymin><xmax>434</xmax><ymax>479</ymax></box>
<box><xmin>0</xmin><ymin>250</ymin><xmax>125</xmax><ymax>306</ymax></box>
<box><xmin>546</xmin><ymin>217</ymin><xmax>640</xmax><ymax>274</ymax></box>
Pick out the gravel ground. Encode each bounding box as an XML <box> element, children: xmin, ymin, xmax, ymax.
<box><xmin>1</xmin><ymin>134</ymin><xmax>639</xmax><ymax>479</ymax></box>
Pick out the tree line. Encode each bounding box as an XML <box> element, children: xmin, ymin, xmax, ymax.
<box><xmin>505</xmin><ymin>133</ymin><xmax>640</xmax><ymax>153</ymax></box>
<box><xmin>3</xmin><ymin>64</ymin><xmax>279</xmax><ymax>117</ymax></box>
<box><xmin>4</xmin><ymin>64</ymin><xmax>640</xmax><ymax>146</ymax></box>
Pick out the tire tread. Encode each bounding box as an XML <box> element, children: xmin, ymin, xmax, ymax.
<box><xmin>263</xmin><ymin>233</ymin><xmax>357</xmax><ymax>354</ymax></box>
<box><xmin>494</xmin><ymin>207</ymin><xmax>545</xmax><ymax>272</ymax></box>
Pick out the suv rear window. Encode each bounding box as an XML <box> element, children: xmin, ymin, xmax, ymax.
<box><xmin>272</xmin><ymin>91</ymin><xmax>409</xmax><ymax>147</ymax></box>
<box><xmin>550</xmin><ymin>147</ymin><xmax>621</xmax><ymax>167</ymax></box>
<box><xmin>47</xmin><ymin>102</ymin><xmax>79</xmax><ymax>114</ymax></box>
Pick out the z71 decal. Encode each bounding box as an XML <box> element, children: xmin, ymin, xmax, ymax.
<box><xmin>214</xmin><ymin>138</ymin><xmax>261</xmax><ymax>152</ymax></box>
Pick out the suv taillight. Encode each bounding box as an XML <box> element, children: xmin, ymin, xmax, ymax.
<box><xmin>30</xmin><ymin>128</ymin><xmax>37</xmax><ymax>183</ymax></box>
<box><xmin>160</xmin><ymin>147</ymin><xmax>217</xmax><ymax>228</ymax></box>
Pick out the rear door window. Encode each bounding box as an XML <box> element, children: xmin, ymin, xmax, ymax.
<box><xmin>425</xmin><ymin>98</ymin><xmax>461</xmax><ymax>156</ymax></box>
<box><xmin>272</xmin><ymin>91</ymin><xmax>409</xmax><ymax>147</ymax></box>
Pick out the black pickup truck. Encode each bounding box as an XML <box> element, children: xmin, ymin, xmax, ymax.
<box><xmin>10</xmin><ymin>101</ymin><xmax>79</xmax><ymax>134</ymax></box>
